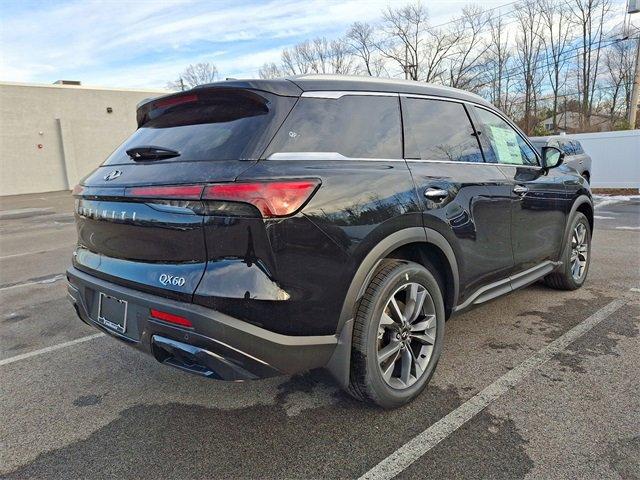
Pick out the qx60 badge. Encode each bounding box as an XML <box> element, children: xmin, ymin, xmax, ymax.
<box><xmin>104</xmin><ymin>170</ymin><xmax>123</xmax><ymax>181</ymax></box>
<box><xmin>159</xmin><ymin>273</ymin><xmax>186</xmax><ymax>287</ymax></box>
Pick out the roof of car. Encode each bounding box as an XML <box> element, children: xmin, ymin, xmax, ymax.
<box><xmin>192</xmin><ymin>74</ymin><xmax>492</xmax><ymax>106</ymax></box>
<box><xmin>530</xmin><ymin>135</ymin><xmax>580</xmax><ymax>144</ymax></box>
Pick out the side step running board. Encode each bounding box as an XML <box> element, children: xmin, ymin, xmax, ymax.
<box><xmin>454</xmin><ymin>261</ymin><xmax>561</xmax><ymax>313</ymax></box>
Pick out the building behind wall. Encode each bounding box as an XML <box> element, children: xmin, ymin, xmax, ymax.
<box><xmin>0</xmin><ymin>81</ymin><xmax>166</xmax><ymax>196</ymax></box>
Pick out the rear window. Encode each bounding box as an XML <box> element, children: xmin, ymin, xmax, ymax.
<box><xmin>104</xmin><ymin>89</ymin><xmax>295</xmax><ymax>165</ymax></box>
<box><xmin>264</xmin><ymin>95</ymin><xmax>402</xmax><ymax>159</ymax></box>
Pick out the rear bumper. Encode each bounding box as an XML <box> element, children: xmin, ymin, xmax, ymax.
<box><xmin>66</xmin><ymin>266</ymin><xmax>338</xmax><ymax>381</ymax></box>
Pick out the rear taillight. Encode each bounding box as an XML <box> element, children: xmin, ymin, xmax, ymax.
<box><xmin>72</xmin><ymin>184</ymin><xmax>84</xmax><ymax>196</ymax></box>
<box><xmin>203</xmin><ymin>180</ymin><xmax>320</xmax><ymax>217</ymax></box>
<box><xmin>125</xmin><ymin>180</ymin><xmax>320</xmax><ymax>218</ymax></box>
<box><xmin>150</xmin><ymin>309</ymin><xmax>193</xmax><ymax>328</ymax></box>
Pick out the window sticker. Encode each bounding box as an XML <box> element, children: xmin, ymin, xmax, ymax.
<box><xmin>488</xmin><ymin>125</ymin><xmax>523</xmax><ymax>165</ymax></box>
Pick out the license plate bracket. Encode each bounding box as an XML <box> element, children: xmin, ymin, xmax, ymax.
<box><xmin>97</xmin><ymin>293</ymin><xmax>128</xmax><ymax>334</ymax></box>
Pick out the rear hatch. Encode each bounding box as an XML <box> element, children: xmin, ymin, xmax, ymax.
<box><xmin>73</xmin><ymin>87</ymin><xmax>296</xmax><ymax>299</ymax></box>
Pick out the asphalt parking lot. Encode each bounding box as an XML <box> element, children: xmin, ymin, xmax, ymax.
<box><xmin>1</xmin><ymin>191</ymin><xmax>639</xmax><ymax>479</ymax></box>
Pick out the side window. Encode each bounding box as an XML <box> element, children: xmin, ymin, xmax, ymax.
<box><xmin>474</xmin><ymin>107</ymin><xmax>538</xmax><ymax>166</ymax></box>
<box><xmin>265</xmin><ymin>95</ymin><xmax>402</xmax><ymax>159</ymax></box>
<box><xmin>559</xmin><ymin>141</ymin><xmax>574</xmax><ymax>156</ymax></box>
<box><xmin>572</xmin><ymin>141</ymin><xmax>584</xmax><ymax>154</ymax></box>
<box><xmin>402</xmin><ymin>98</ymin><xmax>483</xmax><ymax>162</ymax></box>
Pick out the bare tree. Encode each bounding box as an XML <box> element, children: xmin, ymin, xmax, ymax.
<box><xmin>484</xmin><ymin>11</ymin><xmax>513</xmax><ymax>112</ymax></box>
<box><xmin>347</xmin><ymin>22</ymin><xmax>387</xmax><ymax>76</ymax></box>
<box><xmin>258</xmin><ymin>62</ymin><xmax>283</xmax><ymax>79</ymax></box>
<box><xmin>603</xmin><ymin>36</ymin><xmax>636</xmax><ymax>119</ymax></box>
<box><xmin>568</xmin><ymin>0</ymin><xmax>612</xmax><ymax>128</ymax></box>
<box><xmin>446</xmin><ymin>6</ymin><xmax>492</xmax><ymax>91</ymax></box>
<box><xmin>167</xmin><ymin>62</ymin><xmax>218</xmax><ymax>91</ymax></box>
<box><xmin>377</xmin><ymin>2</ymin><xmax>430</xmax><ymax>80</ymax></box>
<box><xmin>419</xmin><ymin>28</ymin><xmax>459</xmax><ymax>84</ymax></box>
<box><xmin>278</xmin><ymin>37</ymin><xmax>354</xmax><ymax>76</ymax></box>
<box><xmin>327</xmin><ymin>38</ymin><xmax>355</xmax><ymax>74</ymax></box>
<box><xmin>281</xmin><ymin>41</ymin><xmax>314</xmax><ymax>75</ymax></box>
<box><xmin>540</xmin><ymin>0</ymin><xmax>573</xmax><ymax>132</ymax></box>
<box><xmin>513</xmin><ymin>0</ymin><xmax>545</xmax><ymax>134</ymax></box>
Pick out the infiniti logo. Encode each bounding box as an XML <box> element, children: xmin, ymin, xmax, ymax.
<box><xmin>104</xmin><ymin>170</ymin><xmax>123</xmax><ymax>181</ymax></box>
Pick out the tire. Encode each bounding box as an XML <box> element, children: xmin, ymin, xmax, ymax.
<box><xmin>581</xmin><ymin>172</ymin><xmax>590</xmax><ymax>184</ymax></box>
<box><xmin>348</xmin><ymin>259</ymin><xmax>445</xmax><ymax>408</ymax></box>
<box><xmin>544</xmin><ymin>212</ymin><xmax>591</xmax><ymax>290</ymax></box>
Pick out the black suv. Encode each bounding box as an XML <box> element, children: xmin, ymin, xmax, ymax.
<box><xmin>67</xmin><ymin>75</ymin><xmax>593</xmax><ymax>408</ymax></box>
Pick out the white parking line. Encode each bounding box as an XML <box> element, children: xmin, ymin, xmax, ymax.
<box><xmin>0</xmin><ymin>274</ymin><xmax>65</xmax><ymax>292</ymax></box>
<box><xmin>0</xmin><ymin>245</ymin><xmax>71</xmax><ymax>260</ymax></box>
<box><xmin>359</xmin><ymin>297</ymin><xmax>628</xmax><ymax>480</ymax></box>
<box><xmin>0</xmin><ymin>333</ymin><xmax>105</xmax><ymax>367</ymax></box>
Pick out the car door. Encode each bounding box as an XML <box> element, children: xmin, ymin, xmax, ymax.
<box><xmin>470</xmin><ymin>106</ymin><xmax>568</xmax><ymax>273</ymax></box>
<box><xmin>401</xmin><ymin>96</ymin><xmax>514</xmax><ymax>304</ymax></box>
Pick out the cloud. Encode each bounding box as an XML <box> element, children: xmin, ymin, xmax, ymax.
<box><xmin>1</xmin><ymin>0</ymin><xmax>629</xmax><ymax>88</ymax></box>
<box><xmin>0</xmin><ymin>0</ymin><xmax>392</xmax><ymax>87</ymax></box>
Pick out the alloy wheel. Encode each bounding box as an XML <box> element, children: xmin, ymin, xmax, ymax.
<box><xmin>376</xmin><ymin>282</ymin><xmax>437</xmax><ymax>389</ymax></box>
<box><xmin>570</xmin><ymin>223</ymin><xmax>588</xmax><ymax>281</ymax></box>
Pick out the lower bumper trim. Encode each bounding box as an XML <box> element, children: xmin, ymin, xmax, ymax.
<box><xmin>151</xmin><ymin>335</ymin><xmax>258</xmax><ymax>381</ymax></box>
<box><xmin>66</xmin><ymin>266</ymin><xmax>338</xmax><ymax>380</ymax></box>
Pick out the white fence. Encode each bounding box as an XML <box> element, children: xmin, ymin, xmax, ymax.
<box><xmin>567</xmin><ymin>130</ymin><xmax>639</xmax><ymax>189</ymax></box>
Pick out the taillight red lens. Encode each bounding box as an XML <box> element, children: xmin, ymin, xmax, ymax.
<box><xmin>150</xmin><ymin>309</ymin><xmax>193</xmax><ymax>328</ymax></box>
<box><xmin>127</xmin><ymin>184</ymin><xmax>204</xmax><ymax>199</ymax></box>
<box><xmin>202</xmin><ymin>180</ymin><xmax>320</xmax><ymax>217</ymax></box>
<box><xmin>72</xmin><ymin>184</ymin><xmax>84</xmax><ymax>196</ymax></box>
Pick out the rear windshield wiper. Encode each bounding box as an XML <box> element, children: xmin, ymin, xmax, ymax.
<box><xmin>126</xmin><ymin>146</ymin><xmax>181</xmax><ymax>161</ymax></box>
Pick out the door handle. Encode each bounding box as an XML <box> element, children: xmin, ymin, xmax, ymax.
<box><xmin>513</xmin><ymin>185</ymin><xmax>529</xmax><ymax>195</ymax></box>
<box><xmin>424</xmin><ymin>188</ymin><xmax>449</xmax><ymax>201</ymax></box>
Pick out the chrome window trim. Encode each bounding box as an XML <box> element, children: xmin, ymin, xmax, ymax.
<box><xmin>266</xmin><ymin>152</ymin><xmax>404</xmax><ymax>162</ymax></box>
<box><xmin>400</xmin><ymin>93</ymin><xmax>469</xmax><ymax>105</ymax></box>
<box><xmin>406</xmin><ymin>159</ymin><xmax>540</xmax><ymax>169</ymax></box>
<box><xmin>266</xmin><ymin>153</ymin><xmax>542</xmax><ymax>169</ymax></box>
<box><xmin>300</xmin><ymin>91</ymin><xmax>399</xmax><ymax>99</ymax></box>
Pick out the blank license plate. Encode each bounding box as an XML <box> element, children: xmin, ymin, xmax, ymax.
<box><xmin>97</xmin><ymin>293</ymin><xmax>128</xmax><ymax>334</ymax></box>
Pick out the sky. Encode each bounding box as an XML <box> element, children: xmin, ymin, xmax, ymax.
<box><xmin>0</xmin><ymin>0</ymin><xmax>632</xmax><ymax>91</ymax></box>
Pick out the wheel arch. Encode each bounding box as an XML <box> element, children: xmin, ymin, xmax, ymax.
<box><xmin>326</xmin><ymin>227</ymin><xmax>459</xmax><ymax>388</ymax></box>
<box><xmin>560</xmin><ymin>195</ymin><xmax>594</xmax><ymax>255</ymax></box>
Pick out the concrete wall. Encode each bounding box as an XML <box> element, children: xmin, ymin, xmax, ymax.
<box><xmin>570</xmin><ymin>130</ymin><xmax>640</xmax><ymax>189</ymax></box>
<box><xmin>0</xmin><ymin>82</ymin><xmax>165</xmax><ymax>196</ymax></box>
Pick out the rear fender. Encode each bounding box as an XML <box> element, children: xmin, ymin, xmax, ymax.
<box><xmin>326</xmin><ymin>227</ymin><xmax>459</xmax><ymax>388</ymax></box>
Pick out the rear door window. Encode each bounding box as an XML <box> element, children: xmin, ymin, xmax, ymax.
<box><xmin>473</xmin><ymin>107</ymin><xmax>538</xmax><ymax>166</ymax></box>
<box><xmin>401</xmin><ymin>97</ymin><xmax>483</xmax><ymax>162</ymax></box>
<box><xmin>264</xmin><ymin>95</ymin><xmax>402</xmax><ymax>159</ymax></box>
<box><xmin>104</xmin><ymin>89</ymin><xmax>295</xmax><ymax>165</ymax></box>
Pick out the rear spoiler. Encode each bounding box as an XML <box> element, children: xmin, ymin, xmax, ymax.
<box><xmin>135</xmin><ymin>80</ymin><xmax>302</xmax><ymax>128</ymax></box>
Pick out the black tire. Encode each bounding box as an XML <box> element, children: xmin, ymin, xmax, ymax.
<box><xmin>348</xmin><ymin>259</ymin><xmax>445</xmax><ymax>408</ymax></box>
<box><xmin>544</xmin><ymin>212</ymin><xmax>591</xmax><ymax>290</ymax></box>
<box><xmin>582</xmin><ymin>172</ymin><xmax>590</xmax><ymax>184</ymax></box>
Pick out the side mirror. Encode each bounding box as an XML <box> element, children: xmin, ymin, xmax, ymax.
<box><xmin>541</xmin><ymin>146</ymin><xmax>564</xmax><ymax>170</ymax></box>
